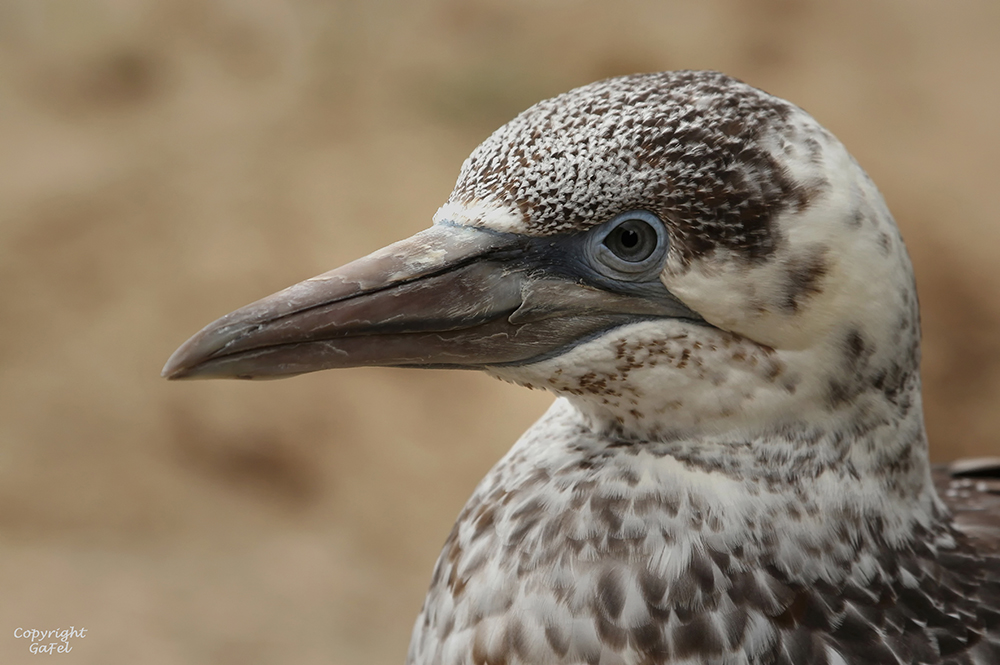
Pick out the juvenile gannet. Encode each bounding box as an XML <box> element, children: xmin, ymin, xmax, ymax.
<box><xmin>164</xmin><ymin>71</ymin><xmax>1000</xmax><ymax>664</ymax></box>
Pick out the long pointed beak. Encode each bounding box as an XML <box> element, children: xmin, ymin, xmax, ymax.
<box><xmin>163</xmin><ymin>223</ymin><xmax>702</xmax><ymax>380</ymax></box>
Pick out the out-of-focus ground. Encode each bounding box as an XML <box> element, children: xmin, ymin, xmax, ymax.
<box><xmin>1</xmin><ymin>1</ymin><xmax>999</xmax><ymax>663</ymax></box>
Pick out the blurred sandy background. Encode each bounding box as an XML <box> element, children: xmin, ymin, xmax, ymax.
<box><xmin>1</xmin><ymin>1</ymin><xmax>999</xmax><ymax>663</ymax></box>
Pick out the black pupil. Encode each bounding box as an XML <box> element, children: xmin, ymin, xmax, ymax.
<box><xmin>604</xmin><ymin>219</ymin><xmax>657</xmax><ymax>262</ymax></box>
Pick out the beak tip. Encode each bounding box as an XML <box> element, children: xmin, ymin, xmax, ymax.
<box><xmin>161</xmin><ymin>352</ymin><xmax>192</xmax><ymax>380</ymax></box>
<box><xmin>162</xmin><ymin>330</ymin><xmax>264</xmax><ymax>381</ymax></box>
<box><xmin>162</xmin><ymin>332</ymin><xmax>215</xmax><ymax>380</ymax></box>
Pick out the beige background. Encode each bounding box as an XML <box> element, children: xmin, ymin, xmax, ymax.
<box><xmin>1</xmin><ymin>1</ymin><xmax>999</xmax><ymax>663</ymax></box>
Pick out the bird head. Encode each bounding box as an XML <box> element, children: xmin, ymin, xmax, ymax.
<box><xmin>164</xmin><ymin>71</ymin><xmax>920</xmax><ymax>443</ymax></box>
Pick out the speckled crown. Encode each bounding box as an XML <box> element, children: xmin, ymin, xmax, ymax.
<box><xmin>447</xmin><ymin>71</ymin><xmax>824</xmax><ymax>262</ymax></box>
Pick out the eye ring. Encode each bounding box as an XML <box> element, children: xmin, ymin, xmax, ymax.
<box><xmin>586</xmin><ymin>210</ymin><xmax>668</xmax><ymax>281</ymax></box>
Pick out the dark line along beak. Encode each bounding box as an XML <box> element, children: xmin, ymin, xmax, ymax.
<box><xmin>162</xmin><ymin>223</ymin><xmax>703</xmax><ymax>380</ymax></box>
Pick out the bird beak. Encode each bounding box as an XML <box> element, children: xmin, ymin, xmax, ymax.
<box><xmin>163</xmin><ymin>223</ymin><xmax>700</xmax><ymax>380</ymax></box>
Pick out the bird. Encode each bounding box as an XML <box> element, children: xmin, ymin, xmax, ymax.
<box><xmin>163</xmin><ymin>71</ymin><xmax>1000</xmax><ymax>664</ymax></box>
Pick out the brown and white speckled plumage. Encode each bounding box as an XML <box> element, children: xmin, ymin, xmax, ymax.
<box><xmin>164</xmin><ymin>71</ymin><xmax>1000</xmax><ymax>665</ymax></box>
<box><xmin>412</xmin><ymin>72</ymin><xmax>1000</xmax><ymax>664</ymax></box>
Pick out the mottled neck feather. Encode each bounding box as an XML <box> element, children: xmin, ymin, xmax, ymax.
<box><xmin>406</xmin><ymin>391</ymin><xmax>965</xmax><ymax>665</ymax></box>
<box><xmin>486</xmin><ymin>393</ymin><xmax>947</xmax><ymax>589</ymax></box>
<box><xmin>486</xmin><ymin>300</ymin><xmax>944</xmax><ymax>570</ymax></box>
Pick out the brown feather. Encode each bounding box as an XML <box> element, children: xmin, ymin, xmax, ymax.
<box><xmin>935</xmin><ymin>461</ymin><xmax>1000</xmax><ymax>554</ymax></box>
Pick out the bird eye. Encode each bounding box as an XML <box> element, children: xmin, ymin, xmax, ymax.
<box><xmin>603</xmin><ymin>219</ymin><xmax>658</xmax><ymax>263</ymax></box>
<box><xmin>586</xmin><ymin>210</ymin><xmax>668</xmax><ymax>281</ymax></box>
